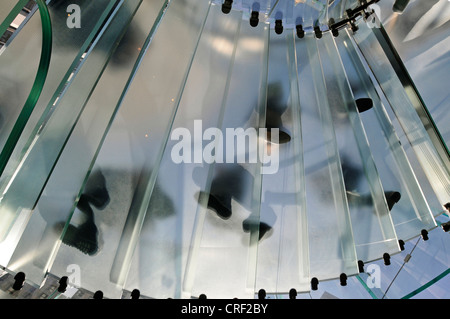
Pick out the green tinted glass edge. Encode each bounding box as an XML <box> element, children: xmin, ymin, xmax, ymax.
<box><xmin>401</xmin><ymin>268</ymin><xmax>450</xmax><ymax>299</ymax></box>
<box><xmin>0</xmin><ymin>0</ymin><xmax>52</xmax><ymax>176</ymax></box>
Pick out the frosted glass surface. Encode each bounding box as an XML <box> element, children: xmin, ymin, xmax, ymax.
<box><xmin>337</xmin><ymin>29</ymin><xmax>441</xmax><ymax>242</ymax></box>
<box><xmin>0</xmin><ymin>0</ymin><xmax>116</xmax><ymax>179</ymax></box>
<box><xmin>48</xmin><ymin>0</ymin><xmax>212</xmax><ymax>298</ymax></box>
<box><xmin>1</xmin><ymin>0</ymin><xmax>155</xmax><ymax>286</ymax></box>
<box><xmin>317</xmin><ymin>32</ymin><xmax>399</xmax><ymax>262</ymax></box>
<box><xmin>352</xmin><ymin>19</ymin><xmax>450</xmax><ymax>209</ymax></box>
<box><xmin>183</xmin><ymin>10</ymin><xmax>262</xmax><ymax>299</ymax></box>
<box><xmin>122</xmin><ymin>4</ymin><xmax>264</xmax><ymax>299</ymax></box>
<box><xmin>0</xmin><ymin>0</ymin><xmax>117</xmax><ymax>243</ymax></box>
<box><xmin>0</xmin><ymin>1</ymin><xmax>447</xmax><ymax>300</ymax></box>
<box><xmin>295</xmin><ymin>34</ymin><xmax>358</xmax><ymax>280</ymax></box>
<box><xmin>254</xmin><ymin>28</ymin><xmax>309</xmax><ymax>294</ymax></box>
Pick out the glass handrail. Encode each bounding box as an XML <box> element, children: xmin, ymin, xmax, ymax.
<box><xmin>0</xmin><ymin>0</ymin><xmax>52</xmax><ymax>177</ymax></box>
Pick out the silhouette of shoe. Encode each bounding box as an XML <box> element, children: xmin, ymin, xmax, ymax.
<box><xmin>76</xmin><ymin>194</ymin><xmax>94</xmax><ymax>217</ymax></box>
<box><xmin>444</xmin><ymin>202</ymin><xmax>450</xmax><ymax>213</ymax></box>
<box><xmin>242</xmin><ymin>218</ymin><xmax>272</xmax><ymax>241</ymax></box>
<box><xmin>385</xmin><ymin>191</ymin><xmax>401</xmax><ymax>211</ymax></box>
<box><xmin>346</xmin><ymin>191</ymin><xmax>374</xmax><ymax>207</ymax></box>
<box><xmin>61</xmin><ymin>221</ymin><xmax>100</xmax><ymax>256</ymax></box>
<box><xmin>83</xmin><ymin>187</ymin><xmax>110</xmax><ymax>210</ymax></box>
<box><xmin>441</xmin><ymin>221</ymin><xmax>450</xmax><ymax>232</ymax></box>
<box><xmin>266</xmin><ymin>127</ymin><xmax>291</xmax><ymax>144</ymax></box>
<box><xmin>83</xmin><ymin>170</ymin><xmax>110</xmax><ymax>210</ymax></box>
<box><xmin>199</xmin><ymin>191</ymin><xmax>232</xmax><ymax>220</ymax></box>
<box><xmin>222</xmin><ymin>0</ymin><xmax>232</xmax><ymax>14</ymax></box>
<box><xmin>355</xmin><ymin>98</ymin><xmax>373</xmax><ymax>113</ymax></box>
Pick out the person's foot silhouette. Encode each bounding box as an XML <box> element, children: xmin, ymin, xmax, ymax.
<box><xmin>266</xmin><ymin>128</ymin><xmax>291</xmax><ymax>144</ymax></box>
<box><xmin>59</xmin><ymin>195</ymin><xmax>101</xmax><ymax>256</ymax></box>
<box><xmin>346</xmin><ymin>190</ymin><xmax>401</xmax><ymax>212</ymax></box>
<box><xmin>61</xmin><ymin>221</ymin><xmax>99</xmax><ymax>256</ymax></box>
<box><xmin>385</xmin><ymin>191</ymin><xmax>401</xmax><ymax>211</ymax></box>
<box><xmin>82</xmin><ymin>170</ymin><xmax>110</xmax><ymax>210</ymax></box>
<box><xmin>355</xmin><ymin>98</ymin><xmax>373</xmax><ymax>113</ymax></box>
<box><xmin>199</xmin><ymin>191</ymin><xmax>232</xmax><ymax>220</ymax></box>
<box><xmin>242</xmin><ymin>218</ymin><xmax>272</xmax><ymax>241</ymax></box>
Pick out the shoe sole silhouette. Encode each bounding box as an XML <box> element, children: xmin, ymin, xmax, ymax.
<box><xmin>197</xmin><ymin>191</ymin><xmax>232</xmax><ymax>220</ymax></box>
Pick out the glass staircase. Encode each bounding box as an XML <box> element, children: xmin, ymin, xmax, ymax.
<box><xmin>0</xmin><ymin>0</ymin><xmax>448</xmax><ymax>299</ymax></box>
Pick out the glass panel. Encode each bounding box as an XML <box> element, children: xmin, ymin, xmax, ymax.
<box><xmin>317</xmin><ymin>32</ymin><xmax>399</xmax><ymax>262</ymax></box>
<box><xmin>0</xmin><ymin>0</ymin><xmax>52</xmax><ymax>196</ymax></box>
<box><xmin>325</xmin><ymin>0</ymin><xmax>359</xmax><ymax>23</ymax></box>
<box><xmin>296</xmin><ymin>34</ymin><xmax>358</xmax><ymax>280</ymax></box>
<box><xmin>47</xmin><ymin>0</ymin><xmax>212</xmax><ymax>299</ymax></box>
<box><xmin>280</xmin><ymin>0</ymin><xmax>328</xmax><ymax>28</ymax></box>
<box><xmin>121</xmin><ymin>4</ymin><xmax>262</xmax><ymax>300</ymax></box>
<box><xmin>0</xmin><ymin>0</ymin><xmax>29</xmax><ymax>38</ymax></box>
<box><xmin>336</xmin><ymin>29</ymin><xmax>440</xmax><ymax>241</ymax></box>
<box><xmin>0</xmin><ymin>0</ymin><xmax>118</xmax><ymax>243</ymax></box>
<box><xmin>0</xmin><ymin>0</ymin><xmax>117</xmax><ymax>173</ymax></box>
<box><xmin>255</xmin><ymin>28</ymin><xmax>310</xmax><ymax>294</ymax></box>
<box><xmin>0</xmin><ymin>2</ymin><xmax>43</xmax><ymax>158</ymax></box>
<box><xmin>184</xmin><ymin>10</ymin><xmax>267</xmax><ymax>299</ymax></box>
<box><xmin>1</xmin><ymin>0</ymin><xmax>155</xmax><ymax>285</ymax></box>
<box><xmin>360</xmin><ymin>226</ymin><xmax>450</xmax><ymax>299</ymax></box>
<box><xmin>352</xmin><ymin>19</ymin><xmax>450</xmax><ymax>209</ymax></box>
